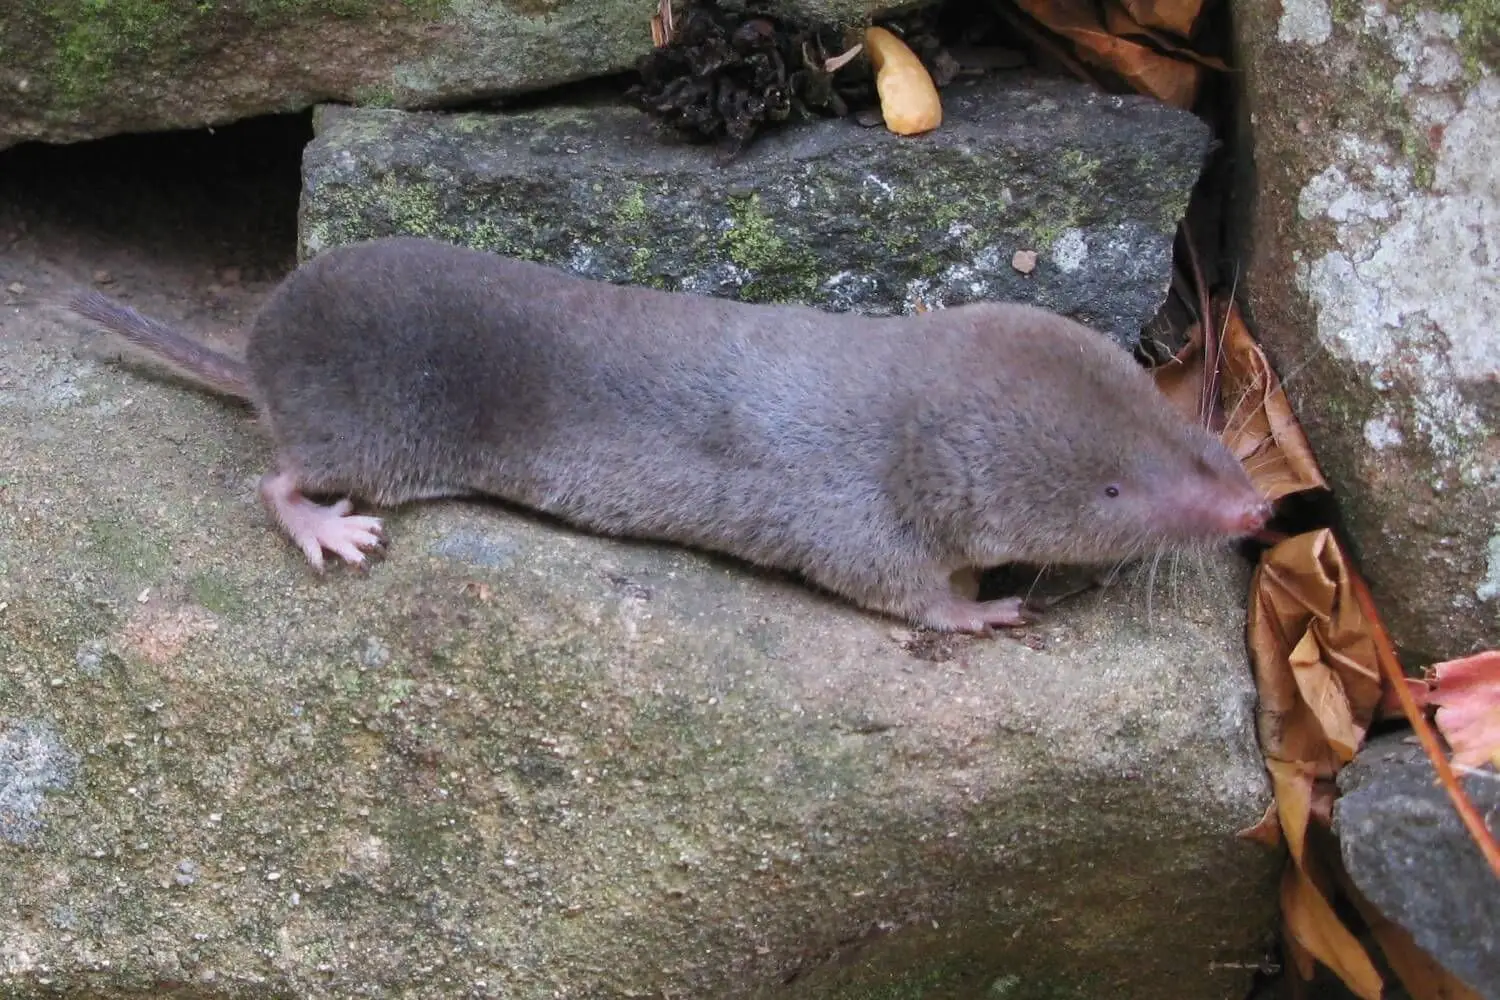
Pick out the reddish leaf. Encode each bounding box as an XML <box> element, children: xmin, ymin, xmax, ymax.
<box><xmin>1428</xmin><ymin>650</ymin><xmax>1500</xmax><ymax>770</ymax></box>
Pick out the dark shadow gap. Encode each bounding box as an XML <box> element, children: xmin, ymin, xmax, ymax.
<box><xmin>0</xmin><ymin>111</ymin><xmax>312</xmax><ymax>283</ymax></box>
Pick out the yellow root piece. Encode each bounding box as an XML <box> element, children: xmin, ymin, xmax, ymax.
<box><xmin>864</xmin><ymin>26</ymin><xmax>942</xmax><ymax>136</ymax></box>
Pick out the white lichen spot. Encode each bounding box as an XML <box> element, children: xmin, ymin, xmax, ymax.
<box><xmin>1363</xmin><ymin>415</ymin><xmax>1404</xmax><ymax>450</ymax></box>
<box><xmin>972</xmin><ymin>245</ymin><xmax>1004</xmax><ymax>272</ymax></box>
<box><xmin>565</xmin><ymin>245</ymin><xmax>598</xmax><ymax>274</ymax></box>
<box><xmin>862</xmin><ymin>173</ymin><xmax>895</xmax><ymax>203</ymax></box>
<box><xmin>1367</xmin><ymin>5</ymin><xmax>1464</xmax><ymax>96</ymax></box>
<box><xmin>1298</xmin><ymin>165</ymin><xmax>1393</xmax><ymax>224</ymax></box>
<box><xmin>938</xmin><ymin>261</ymin><xmax>976</xmax><ymax>288</ymax></box>
<box><xmin>2</xmin><ymin>930</ymin><xmax>40</xmax><ymax>974</ymax></box>
<box><xmin>1359</xmin><ymin>2</ymin><xmax>1466</xmax><ymax>128</ymax></box>
<box><xmin>1050</xmin><ymin>229</ymin><xmax>1089</xmax><ymax>273</ymax></box>
<box><xmin>819</xmin><ymin>270</ymin><xmax>882</xmax><ymax>312</ymax></box>
<box><xmin>1277</xmin><ymin>0</ymin><xmax>1332</xmax><ymax>45</ymax></box>
<box><xmin>1478</xmin><ymin>534</ymin><xmax>1500</xmax><ymax>602</ymax></box>
<box><xmin>903</xmin><ymin>278</ymin><xmax>942</xmax><ymax>313</ymax></box>
<box><xmin>1297</xmin><ymin>77</ymin><xmax>1500</xmax><ymax>467</ymax></box>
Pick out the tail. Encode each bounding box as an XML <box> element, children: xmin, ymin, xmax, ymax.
<box><xmin>68</xmin><ymin>290</ymin><xmax>253</xmax><ymax>401</ymax></box>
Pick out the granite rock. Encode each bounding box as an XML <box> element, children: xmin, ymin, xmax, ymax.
<box><xmin>0</xmin><ymin>0</ymin><xmax>888</xmax><ymax>151</ymax></box>
<box><xmin>1335</xmin><ymin>732</ymin><xmax>1500</xmax><ymax>999</ymax></box>
<box><xmin>1235</xmin><ymin>0</ymin><xmax>1500</xmax><ymax>661</ymax></box>
<box><xmin>300</xmin><ymin>73</ymin><xmax>1211</xmax><ymax>345</ymax></box>
<box><xmin>0</xmin><ymin>263</ymin><xmax>1279</xmax><ymax>999</ymax></box>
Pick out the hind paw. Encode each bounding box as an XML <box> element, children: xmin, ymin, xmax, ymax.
<box><xmin>917</xmin><ymin>595</ymin><xmax>1035</xmax><ymax>634</ymax></box>
<box><xmin>260</xmin><ymin>472</ymin><xmax>386</xmax><ymax>571</ymax></box>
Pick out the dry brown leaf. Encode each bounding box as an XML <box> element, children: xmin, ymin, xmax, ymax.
<box><xmin>1099</xmin><ymin>36</ymin><xmax>1200</xmax><ymax>107</ymax></box>
<box><xmin>1288</xmin><ymin>628</ymin><xmax>1363</xmax><ymax>762</ymax></box>
<box><xmin>653</xmin><ymin>0</ymin><xmax>674</xmax><ymax>47</ymax></box>
<box><xmin>1117</xmin><ymin>0</ymin><xmax>1204</xmax><ymax>37</ymax></box>
<box><xmin>1284</xmin><ymin>923</ymin><xmax>1318</xmax><ymax>984</ymax></box>
<box><xmin>1247</xmin><ymin>527</ymin><xmax>1488</xmax><ymax>996</ymax></box>
<box><xmin>1150</xmin><ymin>321</ymin><xmax>1206</xmax><ymax>423</ymax></box>
<box><xmin>1266</xmin><ymin>758</ymin><xmax>1316</xmax><ymax>863</ymax></box>
<box><xmin>1249</xmin><ymin>582</ymin><xmax>1335</xmax><ymax>770</ymax></box>
<box><xmin>1236</xmin><ymin>800</ymin><xmax>1282</xmax><ymax>847</ymax></box>
<box><xmin>1250</xmin><ymin>530</ymin><xmax>1384</xmax><ymax>770</ymax></box>
<box><xmin>1015</xmin><ymin>0</ymin><xmax>1201</xmax><ymax>107</ymax></box>
<box><xmin>1309</xmin><ymin>778</ymin><xmax>1337</xmax><ymax>829</ymax></box>
<box><xmin>1219</xmin><ymin>301</ymin><xmax>1327</xmax><ymax>500</ymax></box>
<box><xmin>1429</xmin><ymin>649</ymin><xmax>1500</xmax><ymax>770</ymax></box>
<box><xmin>1103</xmin><ymin>2</ymin><xmax>1230</xmax><ymax>68</ymax></box>
<box><xmin>1281</xmin><ymin>866</ymin><xmax>1385</xmax><ymax>1000</ymax></box>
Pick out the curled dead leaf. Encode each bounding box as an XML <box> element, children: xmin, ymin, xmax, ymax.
<box><xmin>1150</xmin><ymin>319</ymin><xmax>1206</xmax><ymax>424</ymax></box>
<box><xmin>651</xmin><ymin>0</ymin><xmax>674</xmax><ymax>47</ymax></box>
<box><xmin>1236</xmin><ymin>800</ymin><xmax>1282</xmax><ymax>848</ymax></box>
<box><xmin>1266</xmin><ymin>758</ymin><xmax>1316</xmax><ymax>863</ymax></box>
<box><xmin>823</xmin><ymin>43</ymin><xmax>863</xmax><ymax>74</ymax></box>
<box><xmin>1105</xmin><ymin>2</ymin><xmax>1229</xmax><ymax>69</ymax></box>
<box><xmin>1249</xmin><ymin>530</ymin><xmax>1383</xmax><ymax>770</ymax></box>
<box><xmin>1218</xmin><ymin>301</ymin><xmax>1327</xmax><ymax>500</ymax></box>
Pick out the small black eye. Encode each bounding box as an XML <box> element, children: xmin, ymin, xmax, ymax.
<box><xmin>1104</xmin><ymin>485</ymin><xmax>1121</xmax><ymax>498</ymax></box>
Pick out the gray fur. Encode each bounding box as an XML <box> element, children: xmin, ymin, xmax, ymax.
<box><xmin>70</xmin><ymin>236</ymin><xmax>1267</xmax><ymax>629</ymax></box>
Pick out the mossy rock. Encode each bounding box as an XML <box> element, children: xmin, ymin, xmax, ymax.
<box><xmin>1</xmin><ymin>0</ymin><xmax>891</xmax><ymax>149</ymax></box>
<box><xmin>301</xmin><ymin>74</ymin><xmax>1211</xmax><ymax>344</ymax></box>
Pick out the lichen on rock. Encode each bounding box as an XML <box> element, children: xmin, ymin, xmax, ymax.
<box><xmin>300</xmin><ymin>74</ymin><xmax>1211</xmax><ymax>344</ymax></box>
<box><xmin>1240</xmin><ymin>0</ymin><xmax>1500</xmax><ymax>659</ymax></box>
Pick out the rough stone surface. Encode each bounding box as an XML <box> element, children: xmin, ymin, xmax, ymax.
<box><xmin>1334</xmin><ymin>733</ymin><xmax>1500</xmax><ymax>999</ymax></box>
<box><xmin>0</xmin><ymin>215</ymin><xmax>1279</xmax><ymax>1000</ymax></box>
<box><xmin>300</xmin><ymin>73</ymin><xmax>1211</xmax><ymax>345</ymax></box>
<box><xmin>0</xmin><ymin>0</ymin><xmax>887</xmax><ymax>152</ymax></box>
<box><xmin>1235</xmin><ymin>0</ymin><xmax>1500</xmax><ymax>661</ymax></box>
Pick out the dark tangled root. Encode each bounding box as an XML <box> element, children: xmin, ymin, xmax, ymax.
<box><xmin>627</xmin><ymin>0</ymin><xmax>962</xmax><ymax>153</ymax></box>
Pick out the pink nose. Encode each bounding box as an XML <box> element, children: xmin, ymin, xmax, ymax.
<box><xmin>1232</xmin><ymin>498</ymin><xmax>1272</xmax><ymax>535</ymax></box>
<box><xmin>1182</xmin><ymin>493</ymin><xmax>1271</xmax><ymax>540</ymax></box>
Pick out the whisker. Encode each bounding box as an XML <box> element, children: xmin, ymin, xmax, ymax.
<box><xmin>1145</xmin><ymin>547</ymin><xmax>1165</xmax><ymax>625</ymax></box>
<box><xmin>1023</xmin><ymin>562</ymin><xmax>1053</xmax><ymax>605</ymax></box>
